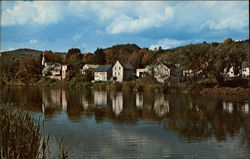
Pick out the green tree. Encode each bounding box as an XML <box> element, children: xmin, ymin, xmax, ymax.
<box><xmin>93</xmin><ymin>48</ymin><xmax>106</xmax><ymax>65</ymax></box>
<box><xmin>15</xmin><ymin>57</ymin><xmax>42</xmax><ymax>81</ymax></box>
<box><xmin>65</xmin><ymin>48</ymin><xmax>83</xmax><ymax>79</ymax></box>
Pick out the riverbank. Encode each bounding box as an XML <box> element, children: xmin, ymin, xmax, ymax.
<box><xmin>1</xmin><ymin>77</ymin><xmax>249</xmax><ymax>97</ymax></box>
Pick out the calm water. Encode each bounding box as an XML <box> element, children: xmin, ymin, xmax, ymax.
<box><xmin>0</xmin><ymin>86</ymin><xmax>250</xmax><ymax>159</ymax></box>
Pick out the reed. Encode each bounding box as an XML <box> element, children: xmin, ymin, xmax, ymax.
<box><xmin>0</xmin><ymin>104</ymin><xmax>68</xmax><ymax>159</ymax></box>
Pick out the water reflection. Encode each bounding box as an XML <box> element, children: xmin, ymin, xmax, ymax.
<box><xmin>0</xmin><ymin>86</ymin><xmax>250</xmax><ymax>143</ymax></box>
<box><xmin>111</xmin><ymin>92</ymin><xmax>123</xmax><ymax>116</ymax></box>
<box><xmin>94</xmin><ymin>91</ymin><xmax>107</xmax><ymax>107</ymax></box>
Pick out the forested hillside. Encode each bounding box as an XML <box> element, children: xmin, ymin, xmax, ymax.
<box><xmin>0</xmin><ymin>39</ymin><xmax>249</xmax><ymax>86</ymax></box>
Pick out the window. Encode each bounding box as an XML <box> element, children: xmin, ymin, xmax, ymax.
<box><xmin>119</xmin><ymin>67</ymin><xmax>121</xmax><ymax>70</ymax></box>
<box><xmin>115</xmin><ymin>67</ymin><xmax>116</xmax><ymax>70</ymax></box>
<box><xmin>118</xmin><ymin>72</ymin><xmax>120</xmax><ymax>75</ymax></box>
<box><xmin>115</xmin><ymin>72</ymin><xmax>116</xmax><ymax>75</ymax></box>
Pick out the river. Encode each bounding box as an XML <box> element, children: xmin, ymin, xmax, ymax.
<box><xmin>0</xmin><ymin>86</ymin><xmax>249</xmax><ymax>159</ymax></box>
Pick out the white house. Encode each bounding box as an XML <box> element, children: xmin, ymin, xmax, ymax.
<box><xmin>94</xmin><ymin>65</ymin><xmax>112</xmax><ymax>82</ymax></box>
<box><xmin>224</xmin><ymin>63</ymin><xmax>249</xmax><ymax>78</ymax></box>
<box><xmin>224</xmin><ymin>66</ymin><xmax>236</xmax><ymax>77</ymax></box>
<box><xmin>136</xmin><ymin>68</ymin><xmax>146</xmax><ymax>78</ymax></box>
<box><xmin>145</xmin><ymin>63</ymin><xmax>171</xmax><ymax>83</ymax></box>
<box><xmin>242</xmin><ymin>67</ymin><xmax>250</xmax><ymax>77</ymax></box>
<box><xmin>112</xmin><ymin>61</ymin><xmax>135</xmax><ymax>82</ymax></box>
<box><xmin>80</xmin><ymin>64</ymin><xmax>99</xmax><ymax>74</ymax></box>
<box><xmin>183</xmin><ymin>70</ymin><xmax>194</xmax><ymax>77</ymax></box>
<box><xmin>241</xmin><ymin>61</ymin><xmax>250</xmax><ymax>77</ymax></box>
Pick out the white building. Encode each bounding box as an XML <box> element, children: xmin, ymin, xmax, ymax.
<box><xmin>136</xmin><ymin>68</ymin><xmax>146</xmax><ymax>78</ymax></box>
<box><xmin>224</xmin><ymin>65</ymin><xmax>249</xmax><ymax>78</ymax></box>
<box><xmin>224</xmin><ymin>66</ymin><xmax>237</xmax><ymax>77</ymax></box>
<box><xmin>112</xmin><ymin>61</ymin><xmax>135</xmax><ymax>82</ymax></box>
<box><xmin>94</xmin><ymin>65</ymin><xmax>112</xmax><ymax>82</ymax></box>
<box><xmin>145</xmin><ymin>63</ymin><xmax>171</xmax><ymax>83</ymax></box>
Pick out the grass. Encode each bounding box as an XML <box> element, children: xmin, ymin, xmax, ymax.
<box><xmin>0</xmin><ymin>103</ymin><xmax>68</xmax><ymax>159</ymax></box>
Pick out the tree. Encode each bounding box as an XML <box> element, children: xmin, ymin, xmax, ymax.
<box><xmin>83</xmin><ymin>53</ymin><xmax>94</xmax><ymax>64</ymax></box>
<box><xmin>93</xmin><ymin>48</ymin><xmax>106</xmax><ymax>65</ymax></box>
<box><xmin>206</xmin><ymin>39</ymin><xmax>246</xmax><ymax>85</ymax></box>
<box><xmin>16</xmin><ymin>57</ymin><xmax>42</xmax><ymax>81</ymax></box>
<box><xmin>44</xmin><ymin>50</ymin><xmax>62</xmax><ymax>64</ymax></box>
<box><xmin>65</xmin><ymin>48</ymin><xmax>83</xmax><ymax>79</ymax></box>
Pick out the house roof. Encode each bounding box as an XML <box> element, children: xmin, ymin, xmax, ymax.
<box><xmin>118</xmin><ymin>61</ymin><xmax>134</xmax><ymax>70</ymax></box>
<box><xmin>94</xmin><ymin>65</ymin><xmax>112</xmax><ymax>72</ymax></box>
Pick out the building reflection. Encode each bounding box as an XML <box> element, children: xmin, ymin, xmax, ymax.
<box><xmin>136</xmin><ymin>92</ymin><xmax>143</xmax><ymax>109</ymax></box>
<box><xmin>62</xmin><ymin>90</ymin><xmax>67</xmax><ymax>111</ymax></box>
<box><xmin>242</xmin><ymin>102</ymin><xmax>249</xmax><ymax>114</ymax></box>
<box><xmin>111</xmin><ymin>92</ymin><xmax>123</xmax><ymax>116</ymax></box>
<box><xmin>94</xmin><ymin>91</ymin><xmax>107</xmax><ymax>107</ymax></box>
<box><xmin>153</xmin><ymin>94</ymin><xmax>169</xmax><ymax>117</ymax></box>
<box><xmin>223</xmin><ymin>102</ymin><xmax>233</xmax><ymax>113</ymax></box>
<box><xmin>82</xmin><ymin>95</ymin><xmax>90</xmax><ymax>110</ymax></box>
<box><xmin>42</xmin><ymin>89</ymin><xmax>68</xmax><ymax>117</ymax></box>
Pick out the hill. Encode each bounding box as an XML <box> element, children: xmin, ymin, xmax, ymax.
<box><xmin>0</xmin><ymin>48</ymin><xmax>43</xmax><ymax>59</ymax></box>
<box><xmin>0</xmin><ymin>48</ymin><xmax>66</xmax><ymax>60</ymax></box>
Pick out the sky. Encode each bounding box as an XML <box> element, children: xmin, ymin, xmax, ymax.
<box><xmin>0</xmin><ymin>1</ymin><xmax>249</xmax><ymax>53</ymax></box>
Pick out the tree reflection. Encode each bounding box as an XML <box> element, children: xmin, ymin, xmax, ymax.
<box><xmin>0</xmin><ymin>86</ymin><xmax>249</xmax><ymax>143</ymax></box>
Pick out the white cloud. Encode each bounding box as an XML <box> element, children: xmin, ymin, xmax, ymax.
<box><xmin>2</xmin><ymin>1</ymin><xmax>248</xmax><ymax>35</ymax></box>
<box><xmin>150</xmin><ymin>38</ymin><xmax>203</xmax><ymax>50</ymax></box>
<box><xmin>173</xmin><ymin>1</ymin><xmax>249</xmax><ymax>31</ymax></box>
<box><xmin>106</xmin><ymin>7</ymin><xmax>173</xmax><ymax>34</ymax></box>
<box><xmin>67</xmin><ymin>1</ymin><xmax>174</xmax><ymax>34</ymax></box>
<box><xmin>150</xmin><ymin>38</ymin><xmax>184</xmax><ymax>50</ymax></box>
<box><xmin>105</xmin><ymin>2</ymin><xmax>173</xmax><ymax>34</ymax></box>
<box><xmin>1</xmin><ymin>1</ymin><xmax>64</xmax><ymax>26</ymax></box>
<box><xmin>29</xmin><ymin>39</ymin><xmax>38</xmax><ymax>44</ymax></box>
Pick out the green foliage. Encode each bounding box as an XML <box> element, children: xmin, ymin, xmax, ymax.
<box><xmin>93</xmin><ymin>48</ymin><xmax>106</xmax><ymax>65</ymax></box>
<box><xmin>15</xmin><ymin>57</ymin><xmax>42</xmax><ymax>81</ymax></box>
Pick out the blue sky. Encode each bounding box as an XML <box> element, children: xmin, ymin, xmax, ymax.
<box><xmin>1</xmin><ymin>1</ymin><xmax>249</xmax><ymax>52</ymax></box>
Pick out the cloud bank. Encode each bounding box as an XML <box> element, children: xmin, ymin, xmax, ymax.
<box><xmin>1</xmin><ymin>1</ymin><xmax>248</xmax><ymax>52</ymax></box>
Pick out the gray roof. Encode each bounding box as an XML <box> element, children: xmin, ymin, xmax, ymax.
<box><xmin>94</xmin><ymin>65</ymin><xmax>112</xmax><ymax>72</ymax></box>
<box><xmin>119</xmin><ymin>61</ymin><xmax>134</xmax><ymax>70</ymax></box>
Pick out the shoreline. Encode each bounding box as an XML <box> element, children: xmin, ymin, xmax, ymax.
<box><xmin>1</xmin><ymin>78</ymin><xmax>249</xmax><ymax>97</ymax></box>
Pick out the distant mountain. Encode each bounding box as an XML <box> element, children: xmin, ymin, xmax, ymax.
<box><xmin>0</xmin><ymin>48</ymin><xmax>43</xmax><ymax>59</ymax></box>
<box><xmin>0</xmin><ymin>48</ymin><xmax>66</xmax><ymax>59</ymax></box>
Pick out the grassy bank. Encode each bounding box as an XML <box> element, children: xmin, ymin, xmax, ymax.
<box><xmin>0</xmin><ymin>104</ymin><xmax>68</xmax><ymax>159</ymax></box>
<box><xmin>1</xmin><ymin>77</ymin><xmax>249</xmax><ymax>96</ymax></box>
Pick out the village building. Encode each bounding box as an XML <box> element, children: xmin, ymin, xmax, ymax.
<box><xmin>145</xmin><ymin>63</ymin><xmax>172</xmax><ymax>83</ymax></box>
<box><xmin>80</xmin><ymin>64</ymin><xmax>99</xmax><ymax>74</ymax></box>
<box><xmin>94</xmin><ymin>65</ymin><xmax>112</xmax><ymax>82</ymax></box>
<box><xmin>183</xmin><ymin>70</ymin><xmax>194</xmax><ymax>77</ymax></box>
<box><xmin>224</xmin><ymin>62</ymin><xmax>249</xmax><ymax>78</ymax></box>
<box><xmin>241</xmin><ymin>61</ymin><xmax>250</xmax><ymax>77</ymax></box>
<box><xmin>224</xmin><ymin>66</ymin><xmax>236</xmax><ymax>77</ymax></box>
<box><xmin>136</xmin><ymin>68</ymin><xmax>146</xmax><ymax>78</ymax></box>
<box><xmin>41</xmin><ymin>53</ymin><xmax>67</xmax><ymax>80</ymax></box>
<box><xmin>61</xmin><ymin>65</ymin><xmax>68</xmax><ymax>80</ymax></box>
<box><xmin>112</xmin><ymin>61</ymin><xmax>135</xmax><ymax>82</ymax></box>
